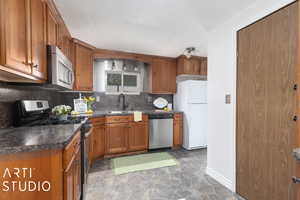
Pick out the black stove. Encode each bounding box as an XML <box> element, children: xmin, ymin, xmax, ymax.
<box><xmin>13</xmin><ymin>100</ymin><xmax>85</xmax><ymax>127</ymax></box>
<box><xmin>13</xmin><ymin>100</ymin><xmax>91</xmax><ymax>200</ymax></box>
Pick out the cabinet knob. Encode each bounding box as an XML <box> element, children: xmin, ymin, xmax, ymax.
<box><xmin>293</xmin><ymin>84</ymin><xmax>298</xmax><ymax>91</ymax></box>
<box><xmin>293</xmin><ymin>116</ymin><xmax>298</xmax><ymax>122</ymax></box>
<box><xmin>32</xmin><ymin>64</ymin><xmax>39</xmax><ymax>69</ymax></box>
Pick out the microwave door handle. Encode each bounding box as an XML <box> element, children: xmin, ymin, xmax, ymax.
<box><xmin>70</xmin><ymin>70</ymin><xmax>75</xmax><ymax>86</ymax></box>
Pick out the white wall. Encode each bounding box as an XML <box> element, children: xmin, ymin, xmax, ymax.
<box><xmin>206</xmin><ymin>0</ymin><xmax>296</xmax><ymax>192</ymax></box>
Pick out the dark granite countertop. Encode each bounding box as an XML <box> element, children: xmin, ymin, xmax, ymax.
<box><xmin>293</xmin><ymin>148</ymin><xmax>300</xmax><ymax>161</ymax></box>
<box><xmin>0</xmin><ymin>122</ymin><xmax>85</xmax><ymax>155</ymax></box>
<box><xmin>76</xmin><ymin>110</ymin><xmax>184</xmax><ymax>118</ymax></box>
<box><xmin>0</xmin><ymin>110</ymin><xmax>183</xmax><ymax>155</ymax></box>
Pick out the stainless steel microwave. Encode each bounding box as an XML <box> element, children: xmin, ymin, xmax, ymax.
<box><xmin>47</xmin><ymin>45</ymin><xmax>74</xmax><ymax>90</ymax></box>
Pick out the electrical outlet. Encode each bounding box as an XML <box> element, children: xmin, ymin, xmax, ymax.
<box><xmin>96</xmin><ymin>96</ymin><xmax>100</xmax><ymax>102</ymax></box>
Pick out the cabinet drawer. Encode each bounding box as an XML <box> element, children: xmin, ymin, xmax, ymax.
<box><xmin>63</xmin><ymin>131</ymin><xmax>81</xmax><ymax>170</ymax></box>
<box><xmin>91</xmin><ymin>117</ymin><xmax>105</xmax><ymax>125</ymax></box>
<box><xmin>174</xmin><ymin>113</ymin><xmax>183</xmax><ymax>121</ymax></box>
<box><xmin>106</xmin><ymin>115</ymin><xmax>131</xmax><ymax>124</ymax></box>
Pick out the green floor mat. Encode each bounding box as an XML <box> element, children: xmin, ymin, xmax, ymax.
<box><xmin>112</xmin><ymin>152</ymin><xmax>178</xmax><ymax>175</ymax></box>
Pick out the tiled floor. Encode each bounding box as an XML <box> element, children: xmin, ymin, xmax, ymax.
<box><xmin>86</xmin><ymin>149</ymin><xmax>241</xmax><ymax>200</ymax></box>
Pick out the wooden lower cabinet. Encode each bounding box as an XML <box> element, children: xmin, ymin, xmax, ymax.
<box><xmin>128</xmin><ymin>121</ymin><xmax>149</xmax><ymax>152</ymax></box>
<box><xmin>105</xmin><ymin>123</ymin><xmax>129</xmax><ymax>154</ymax></box>
<box><xmin>63</xmin><ymin>131</ymin><xmax>81</xmax><ymax>200</ymax></box>
<box><xmin>92</xmin><ymin>124</ymin><xmax>105</xmax><ymax>161</ymax></box>
<box><xmin>173</xmin><ymin>114</ymin><xmax>183</xmax><ymax>148</ymax></box>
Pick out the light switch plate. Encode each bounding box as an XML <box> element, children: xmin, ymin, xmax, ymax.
<box><xmin>225</xmin><ymin>94</ymin><xmax>231</xmax><ymax>104</ymax></box>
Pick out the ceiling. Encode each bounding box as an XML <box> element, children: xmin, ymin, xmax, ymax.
<box><xmin>54</xmin><ymin>0</ymin><xmax>255</xmax><ymax>57</ymax></box>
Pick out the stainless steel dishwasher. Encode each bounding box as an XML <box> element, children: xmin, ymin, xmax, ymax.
<box><xmin>149</xmin><ymin>113</ymin><xmax>174</xmax><ymax>149</ymax></box>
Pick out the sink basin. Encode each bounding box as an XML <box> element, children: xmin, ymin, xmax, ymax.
<box><xmin>107</xmin><ymin>111</ymin><xmax>140</xmax><ymax>114</ymax></box>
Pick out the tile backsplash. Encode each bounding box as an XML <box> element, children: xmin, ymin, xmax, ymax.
<box><xmin>0</xmin><ymin>82</ymin><xmax>173</xmax><ymax>128</ymax></box>
<box><xmin>0</xmin><ymin>83</ymin><xmax>63</xmax><ymax>128</ymax></box>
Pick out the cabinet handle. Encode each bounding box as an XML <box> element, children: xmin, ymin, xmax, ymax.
<box><xmin>32</xmin><ymin>64</ymin><xmax>39</xmax><ymax>69</ymax></box>
<box><xmin>22</xmin><ymin>61</ymin><xmax>33</xmax><ymax>65</ymax></box>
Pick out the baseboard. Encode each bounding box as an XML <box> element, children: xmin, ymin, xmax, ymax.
<box><xmin>206</xmin><ymin>167</ymin><xmax>234</xmax><ymax>191</ymax></box>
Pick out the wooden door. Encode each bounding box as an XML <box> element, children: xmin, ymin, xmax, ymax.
<box><xmin>237</xmin><ymin>2</ymin><xmax>298</xmax><ymax>200</ymax></box>
<box><xmin>46</xmin><ymin>5</ymin><xmax>58</xmax><ymax>46</ymax></box>
<box><xmin>92</xmin><ymin>124</ymin><xmax>105</xmax><ymax>160</ymax></box>
<box><xmin>74</xmin><ymin>44</ymin><xmax>93</xmax><ymax>91</ymax></box>
<box><xmin>105</xmin><ymin>123</ymin><xmax>129</xmax><ymax>154</ymax></box>
<box><xmin>1</xmin><ymin>0</ymin><xmax>31</xmax><ymax>74</ymax></box>
<box><xmin>128</xmin><ymin>122</ymin><xmax>148</xmax><ymax>151</ymax></box>
<box><xmin>30</xmin><ymin>0</ymin><xmax>47</xmax><ymax>80</ymax></box>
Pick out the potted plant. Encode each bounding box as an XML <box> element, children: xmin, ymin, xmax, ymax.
<box><xmin>52</xmin><ymin>105</ymin><xmax>72</xmax><ymax>121</ymax></box>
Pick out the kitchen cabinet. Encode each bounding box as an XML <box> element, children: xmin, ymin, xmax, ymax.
<box><xmin>0</xmin><ymin>0</ymin><xmax>32</xmax><ymax>77</ymax></box>
<box><xmin>129</xmin><ymin>117</ymin><xmax>149</xmax><ymax>151</ymax></box>
<box><xmin>173</xmin><ymin>113</ymin><xmax>183</xmax><ymax>148</ymax></box>
<box><xmin>90</xmin><ymin>117</ymin><xmax>105</xmax><ymax>161</ymax></box>
<box><xmin>200</xmin><ymin>58</ymin><xmax>207</xmax><ymax>75</ymax></box>
<box><xmin>150</xmin><ymin>57</ymin><xmax>177</xmax><ymax>94</ymax></box>
<box><xmin>58</xmin><ymin>25</ymin><xmax>72</xmax><ymax>59</ymax></box>
<box><xmin>46</xmin><ymin>4</ymin><xmax>58</xmax><ymax>46</ymax></box>
<box><xmin>105</xmin><ymin>123</ymin><xmax>129</xmax><ymax>154</ymax></box>
<box><xmin>0</xmin><ymin>0</ymin><xmax>47</xmax><ymax>82</ymax></box>
<box><xmin>30</xmin><ymin>0</ymin><xmax>47</xmax><ymax>80</ymax></box>
<box><xmin>177</xmin><ymin>56</ymin><xmax>207</xmax><ymax>76</ymax></box>
<box><xmin>63</xmin><ymin>131</ymin><xmax>81</xmax><ymax>200</ymax></box>
<box><xmin>73</xmin><ymin>39</ymin><xmax>95</xmax><ymax>91</ymax></box>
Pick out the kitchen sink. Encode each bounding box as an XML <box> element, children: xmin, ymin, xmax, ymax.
<box><xmin>107</xmin><ymin>111</ymin><xmax>137</xmax><ymax>114</ymax></box>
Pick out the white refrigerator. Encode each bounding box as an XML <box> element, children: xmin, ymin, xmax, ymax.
<box><xmin>174</xmin><ymin>80</ymin><xmax>207</xmax><ymax>150</ymax></box>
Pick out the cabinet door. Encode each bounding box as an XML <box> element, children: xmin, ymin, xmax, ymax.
<box><xmin>73</xmin><ymin>151</ymin><xmax>81</xmax><ymax>200</ymax></box>
<box><xmin>105</xmin><ymin>123</ymin><xmax>129</xmax><ymax>154</ymax></box>
<box><xmin>1</xmin><ymin>0</ymin><xmax>31</xmax><ymax>74</ymax></box>
<box><xmin>128</xmin><ymin>122</ymin><xmax>148</xmax><ymax>152</ymax></box>
<box><xmin>64</xmin><ymin>163</ymin><xmax>74</xmax><ymax>200</ymax></box>
<box><xmin>173</xmin><ymin>120</ymin><xmax>183</xmax><ymax>147</ymax></box>
<box><xmin>92</xmin><ymin>124</ymin><xmax>105</xmax><ymax>160</ymax></box>
<box><xmin>151</xmin><ymin>58</ymin><xmax>176</xmax><ymax>94</ymax></box>
<box><xmin>74</xmin><ymin>44</ymin><xmax>93</xmax><ymax>91</ymax></box>
<box><xmin>200</xmin><ymin>59</ymin><xmax>207</xmax><ymax>75</ymax></box>
<box><xmin>30</xmin><ymin>0</ymin><xmax>47</xmax><ymax>80</ymax></box>
<box><xmin>46</xmin><ymin>5</ymin><xmax>58</xmax><ymax>46</ymax></box>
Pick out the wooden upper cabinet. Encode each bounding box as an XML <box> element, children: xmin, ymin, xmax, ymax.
<box><xmin>30</xmin><ymin>0</ymin><xmax>47</xmax><ymax>80</ymax></box>
<box><xmin>46</xmin><ymin>4</ymin><xmax>58</xmax><ymax>46</ymax></box>
<box><xmin>0</xmin><ymin>0</ymin><xmax>31</xmax><ymax>74</ymax></box>
<box><xmin>73</xmin><ymin>39</ymin><xmax>95</xmax><ymax>91</ymax></box>
<box><xmin>200</xmin><ymin>58</ymin><xmax>207</xmax><ymax>75</ymax></box>
<box><xmin>150</xmin><ymin>57</ymin><xmax>177</xmax><ymax>94</ymax></box>
<box><xmin>177</xmin><ymin>56</ymin><xmax>207</xmax><ymax>76</ymax></box>
<box><xmin>0</xmin><ymin>0</ymin><xmax>48</xmax><ymax>82</ymax></box>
